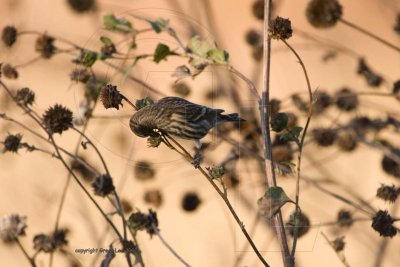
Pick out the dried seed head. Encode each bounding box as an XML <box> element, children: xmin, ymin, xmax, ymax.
<box><xmin>67</xmin><ymin>0</ymin><xmax>96</xmax><ymax>13</ymax></box>
<box><xmin>332</xmin><ymin>236</ymin><xmax>345</xmax><ymax>252</ymax></box>
<box><xmin>0</xmin><ymin>214</ymin><xmax>27</xmax><ymax>243</ymax></box>
<box><xmin>371</xmin><ymin>210</ymin><xmax>397</xmax><ymax>238</ymax></box>
<box><xmin>2</xmin><ymin>133</ymin><xmax>22</xmax><ymax>153</ymax></box>
<box><xmin>2</xmin><ymin>26</ymin><xmax>17</xmax><ymax>47</ymax></box>
<box><xmin>337</xmin><ymin>209</ymin><xmax>353</xmax><ymax>227</ymax></box>
<box><xmin>42</xmin><ymin>104</ymin><xmax>73</xmax><ymax>134</ymax></box>
<box><xmin>182</xmin><ymin>192</ymin><xmax>201</xmax><ymax>212</ymax></box>
<box><xmin>134</xmin><ymin>161</ymin><xmax>156</xmax><ymax>181</ymax></box>
<box><xmin>70</xmin><ymin>68</ymin><xmax>91</xmax><ymax>83</ymax></box>
<box><xmin>286</xmin><ymin>211</ymin><xmax>310</xmax><ymax>238</ymax></box>
<box><xmin>336</xmin><ymin>130</ymin><xmax>357</xmax><ymax>152</ymax></box>
<box><xmin>171</xmin><ymin>82</ymin><xmax>191</xmax><ymax>97</ymax></box>
<box><xmin>357</xmin><ymin>58</ymin><xmax>383</xmax><ymax>87</ymax></box>
<box><xmin>121</xmin><ymin>199</ymin><xmax>133</xmax><ymax>214</ymax></box>
<box><xmin>312</xmin><ymin>128</ymin><xmax>336</xmax><ymax>146</ymax></box>
<box><xmin>381</xmin><ymin>149</ymin><xmax>400</xmax><ymax>178</ymax></box>
<box><xmin>252</xmin><ymin>0</ymin><xmax>264</xmax><ymax>20</ymax></box>
<box><xmin>92</xmin><ymin>174</ymin><xmax>115</xmax><ymax>197</ymax></box>
<box><xmin>270</xmin><ymin>98</ymin><xmax>281</xmax><ymax>115</ymax></box>
<box><xmin>144</xmin><ymin>189</ymin><xmax>163</xmax><ymax>208</ymax></box>
<box><xmin>291</xmin><ymin>94</ymin><xmax>309</xmax><ymax>113</ymax></box>
<box><xmin>335</xmin><ymin>88</ymin><xmax>358</xmax><ymax>111</ymax></box>
<box><xmin>392</xmin><ymin>80</ymin><xmax>400</xmax><ymax>102</ymax></box>
<box><xmin>245</xmin><ymin>29</ymin><xmax>262</xmax><ymax>47</ymax></box>
<box><xmin>35</xmin><ymin>35</ymin><xmax>56</xmax><ymax>59</ymax></box>
<box><xmin>127</xmin><ymin>209</ymin><xmax>158</xmax><ymax>237</ymax></box>
<box><xmin>394</xmin><ymin>13</ymin><xmax>400</xmax><ymax>35</ymax></box>
<box><xmin>269</xmin><ymin>17</ymin><xmax>293</xmax><ymax>40</ymax></box>
<box><xmin>313</xmin><ymin>90</ymin><xmax>332</xmax><ymax>114</ymax></box>
<box><xmin>306</xmin><ymin>0</ymin><xmax>343</xmax><ymax>28</ymax></box>
<box><xmin>376</xmin><ymin>184</ymin><xmax>400</xmax><ymax>203</ymax></box>
<box><xmin>99</xmin><ymin>84</ymin><xmax>123</xmax><ymax>110</ymax></box>
<box><xmin>33</xmin><ymin>228</ymin><xmax>68</xmax><ymax>253</ymax></box>
<box><xmin>70</xmin><ymin>157</ymin><xmax>96</xmax><ymax>182</ymax></box>
<box><xmin>15</xmin><ymin>87</ymin><xmax>35</xmax><ymax>106</ymax></box>
<box><xmin>2</xmin><ymin>64</ymin><xmax>18</xmax><ymax>79</ymax></box>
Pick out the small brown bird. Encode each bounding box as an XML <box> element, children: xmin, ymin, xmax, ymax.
<box><xmin>129</xmin><ymin>97</ymin><xmax>244</xmax><ymax>142</ymax></box>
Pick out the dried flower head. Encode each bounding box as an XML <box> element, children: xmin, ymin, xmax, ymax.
<box><xmin>376</xmin><ymin>184</ymin><xmax>400</xmax><ymax>203</ymax></box>
<box><xmin>182</xmin><ymin>192</ymin><xmax>201</xmax><ymax>212</ymax></box>
<box><xmin>15</xmin><ymin>87</ymin><xmax>35</xmax><ymax>106</ymax></box>
<box><xmin>357</xmin><ymin>58</ymin><xmax>383</xmax><ymax>87</ymax></box>
<box><xmin>245</xmin><ymin>29</ymin><xmax>262</xmax><ymax>47</ymax></box>
<box><xmin>335</xmin><ymin>88</ymin><xmax>358</xmax><ymax>111</ymax></box>
<box><xmin>144</xmin><ymin>189</ymin><xmax>163</xmax><ymax>208</ymax></box>
<box><xmin>286</xmin><ymin>211</ymin><xmax>310</xmax><ymax>238</ymax></box>
<box><xmin>332</xmin><ymin>236</ymin><xmax>345</xmax><ymax>252</ymax></box>
<box><xmin>42</xmin><ymin>104</ymin><xmax>73</xmax><ymax>134</ymax></box>
<box><xmin>371</xmin><ymin>210</ymin><xmax>397</xmax><ymax>238</ymax></box>
<box><xmin>393</xmin><ymin>80</ymin><xmax>400</xmax><ymax>102</ymax></box>
<box><xmin>127</xmin><ymin>209</ymin><xmax>158</xmax><ymax>237</ymax></box>
<box><xmin>70</xmin><ymin>68</ymin><xmax>91</xmax><ymax>83</ymax></box>
<box><xmin>0</xmin><ymin>214</ymin><xmax>27</xmax><ymax>243</ymax></box>
<box><xmin>269</xmin><ymin>17</ymin><xmax>293</xmax><ymax>40</ymax></box>
<box><xmin>336</xmin><ymin>130</ymin><xmax>357</xmax><ymax>152</ymax></box>
<box><xmin>2</xmin><ymin>64</ymin><xmax>18</xmax><ymax>79</ymax></box>
<box><xmin>92</xmin><ymin>174</ymin><xmax>115</xmax><ymax>197</ymax></box>
<box><xmin>306</xmin><ymin>0</ymin><xmax>343</xmax><ymax>28</ymax></box>
<box><xmin>171</xmin><ymin>82</ymin><xmax>191</xmax><ymax>97</ymax></box>
<box><xmin>381</xmin><ymin>149</ymin><xmax>400</xmax><ymax>178</ymax></box>
<box><xmin>134</xmin><ymin>161</ymin><xmax>156</xmax><ymax>181</ymax></box>
<box><xmin>313</xmin><ymin>128</ymin><xmax>336</xmax><ymax>146</ymax></box>
<box><xmin>337</xmin><ymin>209</ymin><xmax>353</xmax><ymax>227</ymax></box>
<box><xmin>35</xmin><ymin>34</ymin><xmax>56</xmax><ymax>58</ymax></box>
<box><xmin>252</xmin><ymin>0</ymin><xmax>264</xmax><ymax>20</ymax></box>
<box><xmin>100</xmin><ymin>84</ymin><xmax>123</xmax><ymax>110</ymax></box>
<box><xmin>2</xmin><ymin>26</ymin><xmax>17</xmax><ymax>47</ymax></box>
<box><xmin>33</xmin><ymin>228</ymin><xmax>68</xmax><ymax>253</ymax></box>
<box><xmin>67</xmin><ymin>0</ymin><xmax>96</xmax><ymax>13</ymax></box>
<box><xmin>2</xmin><ymin>133</ymin><xmax>22</xmax><ymax>153</ymax></box>
<box><xmin>313</xmin><ymin>90</ymin><xmax>332</xmax><ymax>114</ymax></box>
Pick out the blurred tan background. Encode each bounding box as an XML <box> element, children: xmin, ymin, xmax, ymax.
<box><xmin>1</xmin><ymin>0</ymin><xmax>400</xmax><ymax>266</ymax></box>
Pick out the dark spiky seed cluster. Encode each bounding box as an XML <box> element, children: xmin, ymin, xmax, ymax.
<box><xmin>286</xmin><ymin>211</ymin><xmax>310</xmax><ymax>238</ymax></box>
<box><xmin>127</xmin><ymin>209</ymin><xmax>158</xmax><ymax>237</ymax></box>
<box><xmin>313</xmin><ymin>128</ymin><xmax>336</xmax><ymax>146</ymax></box>
<box><xmin>67</xmin><ymin>0</ymin><xmax>96</xmax><ymax>13</ymax></box>
<box><xmin>306</xmin><ymin>0</ymin><xmax>343</xmax><ymax>28</ymax></box>
<box><xmin>268</xmin><ymin>17</ymin><xmax>293</xmax><ymax>40</ymax></box>
<box><xmin>42</xmin><ymin>104</ymin><xmax>73</xmax><ymax>134</ymax></box>
<box><xmin>332</xmin><ymin>236</ymin><xmax>345</xmax><ymax>252</ymax></box>
<box><xmin>335</xmin><ymin>88</ymin><xmax>358</xmax><ymax>111</ymax></box>
<box><xmin>33</xmin><ymin>228</ymin><xmax>68</xmax><ymax>253</ymax></box>
<box><xmin>91</xmin><ymin>174</ymin><xmax>115</xmax><ymax>197</ymax></box>
<box><xmin>3</xmin><ymin>134</ymin><xmax>22</xmax><ymax>153</ymax></box>
<box><xmin>144</xmin><ymin>189</ymin><xmax>163</xmax><ymax>208</ymax></box>
<box><xmin>371</xmin><ymin>210</ymin><xmax>397</xmax><ymax>238</ymax></box>
<box><xmin>15</xmin><ymin>87</ymin><xmax>35</xmax><ymax>106</ymax></box>
<box><xmin>381</xmin><ymin>149</ymin><xmax>400</xmax><ymax>178</ymax></box>
<box><xmin>35</xmin><ymin>35</ymin><xmax>56</xmax><ymax>58</ymax></box>
<box><xmin>2</xmin><ymin>26</ymin><xmax>17</xmax><ymax>47</ymax></box>
<box><xmin>376</xmin><ymin>184</ymin><xmax>400</xmax><ymax>202</ymax></box>
<box><xmin>2</xmin><ymin>64</ymin><xmax>18</xmax><ymax>79</ymax></box>
<box><xmin>134</xmin><ymin>161</ymin><xmax>156</xmax><ymax>181</ymax></box>
<box><xmin>100</xmin><ymin>84</ymin><xmax>123</xmax><ymax>110</ymax></box>
<box><xmin>357</xmin><ymin>58</ymin><xmax>383</xmax><ymax>87</ymax></box>
<box><xmin>252</xmin><ymin>0</ymin><xmax>264</xmax><ymax>20</ymax></box>
<box><xmin>182</xmin><ymin>192</ymin><xmax>201</xmax><ymax>212</ymax></box>
<box><xmin>337</xmin><ymin>209</ymin><xmax>353</xmax><ymax>227</ymax></box>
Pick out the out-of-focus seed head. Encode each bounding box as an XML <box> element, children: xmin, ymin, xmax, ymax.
<box><xmin>306</xmin><ymin>0</ymin><xmax>343</xmax><ymax>28</ymax></box>
<box><xmin>376</xmin><ymin>184</ymin><xmax>400</xmax><ymax>203</ymax></box>
<box><xmin>70</xmin><ymin>68</ymin><xmax>92</xmax><ymax>83</ymax></box>
<box><xmin>357</xmin><ymin>58</ymin><xmax>383</xmax><ymax>87</ymax></box>
<box><xmin>85</xmin><ymin>76</ymin><xmax>107</xmax><ymax>102</ymax></box>
<box><xmin>252</xmin><ymin>46</ymin><xmax>263</xmax><ymax>62</ymax></box>
<box><xmin>337</xmin><ymin>209</ymin><xmax>353</xmax><ymax>227</ymax></box>
<box><xmin>272</xmin><ymin>144</ymin><xmax>293</xmax><ymax>162</ymax></box>
<box><xmin>252</xmin><ymin>0</ymin><xmax>264</xmax><ymax>20</ymax></box>
<box><xmin>67</xmin><ymin>0</ymin><xmax>96</xmax><ymax>13</ymax></box>
<box><xmin>35</xmin><ymin>35</ymin><xmax>56</xmax><ymax>59</ymax></box>
<box><xmin>394</xmin><ymin>13</ymin><xmax>400</xmax><ymax>35</ymax></box>
<box><xmin>121</xmin><ymin>199</ymin><xmax>133</xmax><ymax>214</ymax></box>
<box><xmin>91</xmin><ymin>174</ymin><xmax>115</xmax><ymax>197</ymax></box>
<box><xmin>207</xmin><ymin>165</ymin><xmax>225</xmax><ymax>180</ymax></box>
<box><xmin>15</xmin><ymin>87</ymin><xmax>35</xmax><ymax>106</ymax></box>
<box><xmin>0</xmin><ymin>214</ymin><xmax>27</xmax><ymax>243</ymax></box>
<box><xmin>245</xmin><ymin>29</ymin><xmax>262</xmax><ymax>47</ymax></box>
<box><xmin>144</xmin><ymin>189</ymin><xmax>163</xmax><ymax>208</ymax></box>
<box><xmin>291</xmin><ymin>93</ymin><xmax>309</xmax><ymax>113</ymax></box>
<box><xmin>381</xmin><ymin>149</ymin><xmax>400</xmax><ymax>178</ymax></box>
<box><xmin>33</xmin><ymin>228</ymin><xmax>68</xmax><ymax>253</ymax></box>
<box><xmin>286</xmin><ymin>211</ymin><xmax>310</xmax><ymax>238</ymax></box>
<box><xmin>182</xmin><ymin>192</ymin><xmax>201</xmax><ymax>212</ymax></box>
<box><xmin>392</xmin><ymin>80</ymin><xmax>400</xmax><ymax>102</ymax></box>
<box><xmin>270</xmin><ymin>98</ymin><xmax>281</xmax><ymax>115</ymax></box>
<box><xmin>70</xmin><ymin>157</ymin><xmax>96</xmax><ymax>182</ymax></box>
<box><xmin>171</xmin><ymin>82</ymin><xmax>191</xmax><ymax>97</ymax></box>
<box><xmin>2</xmin><ymin>26</ymin><xmax>17</xmax><ymax>47</ymax></box>
<box><xmin>371</xmin><ymin>210</ymin><xmax>397</xmax><ymax>238</ymax></box>
<box><xmin>286</xmin><ymin>112</ymin><xmax>298</xmax><ymax>129</ymax></box>
<box><xmin>313</xmin><ymin>90</ymin><xmax>332</xmax><ymax>114</ymax></box>
<box><xmin>335</xmin><ymin>88</ymin><xmax>358</xmax><ymax>111</ymax></box>
<box><xmin>332</xmin><ymin>236</ymin><xmax>345</xmax><ymax>252</ymax></box>
<box><xmin>99</xmin><ymin>84</ymin><xmax>123</xmax><ymax>110</ymax></box>
<box><xmin>134</xmin><ymin>161</ymin><xmax>156</xmax><ymax>181</ymax></box>
<box><xmin>269</xmin><ymin>17</ymin><xmax>293</xmax><ymax>40</ymax></box>
<box><xmin>2</xmin><ymin>133</ymin><xmax>22</xmax><ymax>153</ymax></box>
<box><xmin>100</xmin><ymin>43</ymin><xmax>116</xmax><ymax>58</ymax></box>
<box><xmin>127</xmin><ymin>209</ymin><xmax>158</xmax><ymax>237</ymax></box>
<box><xmin>336</xmin><ymin>130</ymin><xmax>357</xmax><ymax>152</ymax></box>
<box><xmin>271</xmin><ymin>112</ymin><xmax>288</xmax><ymax>132</ymax></box>
<box><xmin>2</xmin><ymin>64</ymin><xmax>18</xmax><ymax>79</ymax></box>
<box><xmin>42</xmin><ymin>104</ymin><xmax>73</xmax><ymax>134</ymax></box>
<box><xmin>313</xmin><ymin>128</ymin><xmax>336</xmax><ymax>146</ymax></box>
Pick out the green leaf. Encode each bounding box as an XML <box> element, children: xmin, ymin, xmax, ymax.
<box><xmin>100</xmin><ymin>36</ymin><xmax>113</xmax><ymax>45</ymax></box>
<box><xmin>103</xmin><ymin>14</ymin><xmax>133</xmax><ymax>33</ymax></box>
<box><xmin>206</xmin><ymin>48</ymin><xmax>229</xmax><ymax>64</ymax></box>
<box><xmin>136</xmin><ymin>97</ymin><xmax>155</xmax><ymax>110</ymax></box>
<box><xmin>187</xmin><ymin>36</ymin><xmax>210</xmax><ymax>58</ymax></box>
<box><xmin>148</xmin><ymin>18</ymin><xmax>169</xmax><ymax>33</ymax></box>
<box><xmin>81</xmin><ymin>50</ymin><xmax>98</xmax><ymax>67</ymax></box>
<box><xmin>281</xmin><ymin>126</ymin><xmax>303</xmax><ymax>145</ymax></box>
<box><xmin>271</xmin><ymin>112</ymin><xmax>289</xmax><ymax>132</ymax></box>
<box><xmin>153</xmin><ymin>43</ymin><xmax>175</xmax><ymax>63</ymax></box>
<box><xmin>257</xmin><ymin>187</ymin><xmax>294</xmax><ymax>218</ymax></box>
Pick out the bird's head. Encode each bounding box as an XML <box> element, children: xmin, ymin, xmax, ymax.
<box><xmin>129</xmin><ymin>115</ymin><xmax>158</xmax><ymax>138</ymax></box>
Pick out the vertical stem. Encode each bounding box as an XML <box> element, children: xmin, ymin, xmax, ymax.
<box><xmin>262</xmin><ymin>1</ymin><xmax>292</xmax><ymax>266</ymax></box>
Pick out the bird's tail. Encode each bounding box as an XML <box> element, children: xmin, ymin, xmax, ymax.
<box><xmin>218</xmin><ymin>113</ymin><xmax>245</xmax><ymax>124</ymax></box>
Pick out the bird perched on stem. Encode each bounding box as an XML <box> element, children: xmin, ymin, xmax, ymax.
<box><xmin>129</xmin><ymin>96</ymin><xmax>244</xmax><ymax>143</ymax></box>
